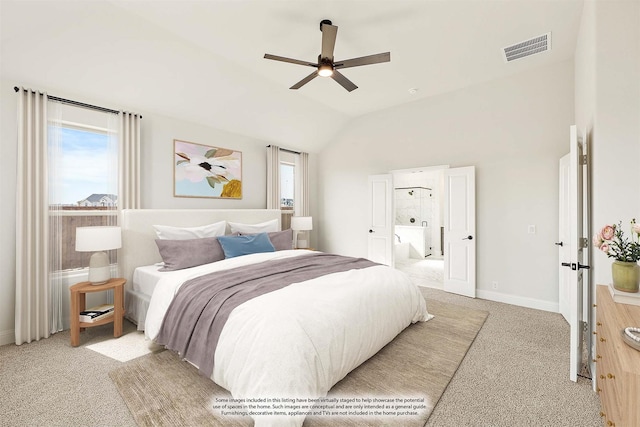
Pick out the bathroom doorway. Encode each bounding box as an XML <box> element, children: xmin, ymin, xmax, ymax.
<box><xmin>392</xmin><ymin>167</ymin><xmax>445</xmax><ymax>289</ymax></box>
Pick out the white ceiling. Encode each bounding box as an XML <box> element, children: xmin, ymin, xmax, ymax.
<box><xmin>0</xmin><ymin>0</ymin><xmax>584</xmax><ymax>152</ymax></box>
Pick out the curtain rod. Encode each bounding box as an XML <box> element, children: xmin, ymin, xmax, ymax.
<box><xmin>13</xmin><ymin>86</ymin><xmax>140</xmax><ymax>117</ymax></box>
<box><xmin>266</xmin><ymin>145</ymin><xmax>301</xmax><ymax>155</ymax></box>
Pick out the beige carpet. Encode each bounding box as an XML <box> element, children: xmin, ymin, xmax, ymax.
<box><xmin>109</xmin><ymin>299</ymin><xmax>488</xmax><ymax>427</ymax></box>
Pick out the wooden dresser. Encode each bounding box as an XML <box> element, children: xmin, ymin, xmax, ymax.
<box><xmin>595</xmin><ymin>285</ymin><xmax>640</xmax><ymax>426</ymax></box>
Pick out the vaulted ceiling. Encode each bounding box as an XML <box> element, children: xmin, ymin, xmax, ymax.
<box><xmin>0</xmin><ymin>0</ymin><xmax>584</xmax><ymax>152</ymax></box>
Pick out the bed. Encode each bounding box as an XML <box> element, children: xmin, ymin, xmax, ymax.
<box><xmin>119</xmin><ymin>209</ymin><xmax>431</xmax><ymax>427</ymax></box>
<box><xmin>120</xmin><ymin>209</ymin><xmax>286</xmax><ymax>329</ymax></box>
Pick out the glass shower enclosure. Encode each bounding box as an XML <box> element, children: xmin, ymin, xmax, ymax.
<box><xmin>394</xmin><ymin>186</ymin><xmax>432</xmax><ymax>258</ymax></box>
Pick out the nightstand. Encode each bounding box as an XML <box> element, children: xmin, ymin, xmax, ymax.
<box><xmin>70</xmin><ymin>278</ymin><xmax>126</xmax><ymax>347</ymax></box>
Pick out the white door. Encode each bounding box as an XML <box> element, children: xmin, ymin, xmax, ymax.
<box><xmin>565</xmin><ymin>125</ymin><xmax>590</xmax><ymax>382</ymax></box>
<box><xmin>558</xmin><ymin>154</ymin><xmax>570</xmax><ymax>323</ymax></box>
<box><xmin>367</xmin><ymin>174</ymin><xmax>394</xmax><ymax>266</ymax></box>
<box><xmin>443</xmin><ymin>166</ymin><xmax>476</xmax><ymax>297</ymax></box>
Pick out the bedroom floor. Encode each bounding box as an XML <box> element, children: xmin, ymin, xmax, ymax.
<box><xmin>395</xmin><ymin>256</ymin><xmax>444</xmax><ymax>289</ymax></box>
<box><xmin>0</xmin><ymin>285</ymin><xmax>601</xmax><ymax>427</ymax></box>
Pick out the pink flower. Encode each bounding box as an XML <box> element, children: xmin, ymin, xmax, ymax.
<box><xmin>601</xmin><ymin>225</ymin><xmax>615</xmax><ymax>241</ymax></box>
<box><xmin>593</xmin><ymin>233</ymin><xmax>604</xmax><ymax>248</ymax></box>
<box><xmin>595</xmin><ymin>220</ymin><xmax>640</xmax><ymax>262</ymax></box>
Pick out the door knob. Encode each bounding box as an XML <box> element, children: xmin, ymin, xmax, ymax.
<box><xmin>369</xmin><ymin>229</ymin><xmax>374</xmax><ymax>233</ymax></box>
<box><xmin>555</xmin><ymin>242</ymin><xmax>563</xmax><ymax>247</ymax></box>
<box><xmin>561</xmin><ymin>262</ymin><xmax>590</xmax><ymax>270</ymax></box>
<box><xmin>462</xmin><ymin>235</ymin><xmax>473</xmax><ymax>240</ymax></box>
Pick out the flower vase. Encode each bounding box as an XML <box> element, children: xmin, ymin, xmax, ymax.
<box><xmin>611</xmin><ymin>261</ymin><xmax>640</xmax><ymax>293</ymax></box>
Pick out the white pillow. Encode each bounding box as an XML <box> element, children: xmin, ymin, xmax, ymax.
<box><xmin>153</xmin><ymin>221</ymin><xmax>226</xmax><ymax>240</ymax></box>
<box><xmin>228</xmin><ymin>219</ymin><xmax>279</xmax><ymax>234</ymax></box>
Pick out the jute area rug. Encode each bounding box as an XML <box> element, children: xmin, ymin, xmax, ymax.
<box><xmin>110</xmin><ymin>297</ymin><xmax>488</xmax><ymax>427</ymax></box>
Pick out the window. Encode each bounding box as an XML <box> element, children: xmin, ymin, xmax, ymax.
<box><xmin>280</xmin><ymin>162</ymin><xmax>295</xmax><ymax>209</ymax></box>
<box><xmin>49</xmin><ymin>104</ymin><xmax>119</xmax><ymax>272</ymax></box>
<box><xmin>267</xmin><ymin>146</ymin><xmax>308</xmax><ymax>230</ymax></box>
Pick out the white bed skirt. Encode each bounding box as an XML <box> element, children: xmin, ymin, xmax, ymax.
<box><xmin>125</xmin><ymin>289</ymin><xmax>150</xmax><ymax>331</ymax></box>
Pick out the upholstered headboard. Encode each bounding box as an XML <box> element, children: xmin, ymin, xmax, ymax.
<box><xmin>119</xmin><ymin>209</ymin><xmax>281</xmax><ymax>288</ymax></box>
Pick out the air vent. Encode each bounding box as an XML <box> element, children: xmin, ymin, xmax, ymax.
<box><xmin>503</xmin><ymin>32</ymin><xmax>551</xmax><ymax>62</ymax></box>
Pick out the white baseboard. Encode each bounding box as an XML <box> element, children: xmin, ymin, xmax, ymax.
<box><xmin>477</xmin><ymin>289</ymin><xmax>559</xmax><ymax>313</ymax></box>
<box><xmin>0</xmin><ymin>329</ymin><xmax>14</xmax><ymax>346</ymax></box>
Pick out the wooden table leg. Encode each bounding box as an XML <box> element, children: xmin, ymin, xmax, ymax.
<box><xmin>70</xmin><ymin>289</ymin><xmax>80</xmax><ymax>347</ymax></box>
<box><xmin>113</xmin><ymin>284</ymin><xmax>123</xmax><ymax>338</ymax></box>
<box><xmin>79</xmin><ymin>292</ymin><xmax>86</xmax><ymax>332</ymax></box>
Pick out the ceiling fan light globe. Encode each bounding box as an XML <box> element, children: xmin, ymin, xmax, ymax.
<box><xmin>318</xmin><ymin>65</ymin><xmax>333</xmax><ymax>77</ymax></box>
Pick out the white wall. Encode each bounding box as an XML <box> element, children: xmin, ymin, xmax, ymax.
<box><xmin>0</xmin><ymin>80</ymin><xmax>319</xmax><ymax>345</ymax></box>
<box><xmin>140</xmin><ymin>113</ymin><xmax>268</xmax><ymax>209</ymax></box>
<box><xmin>575</xmin><ymin>0</ymin><xmax>640</xmax><ymax>286</ymax></box>
<box><xmin>0</xmin><ymin>83</ymin><xmax>19</xmax><ymax>345</ymax></box>
<box><xmin>318</xmin><ymin>60</ymin><xmax>575</xmax><ymax>311</ymax></box>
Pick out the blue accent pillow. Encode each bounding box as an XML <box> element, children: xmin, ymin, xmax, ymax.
<box><xmin>238</xmin><ymin>229</ymin><xmax>293</xmax><ymax>251</ymax></box>
<box><xmin>217</xmin><ymin>233</ymin><xmax>276</xmax><ymax>258</ymax></box>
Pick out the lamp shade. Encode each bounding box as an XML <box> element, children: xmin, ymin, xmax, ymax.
<box><xmin>75</xmin><ymin>226</ymin><xmax>122</xmax><ymax>252</ymax></box>
<box><xmin>291</xmin><ymin>216</ymin><xmax>313</xmax><ymax>231</ymax></box>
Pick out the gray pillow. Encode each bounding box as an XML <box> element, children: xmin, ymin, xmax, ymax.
<box><xmin>239</xmin><ymin>229</ymin><xmax>294</xmax><ymax>251</ymax></box>
<box><xmin>268</xmin><ymin>229</ymin><xmax>294</xmax><ymax>250</ymax></box>
<box><xmin>155</xmin><ymin>236</ymin><xmax>225</xmax><ymax>271</ymax></box>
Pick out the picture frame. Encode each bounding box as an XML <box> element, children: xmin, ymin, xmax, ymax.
<box><xmin>173</xmin><ymin>139</ymin><xmax>242</xmax><ymax>199</ymax></box>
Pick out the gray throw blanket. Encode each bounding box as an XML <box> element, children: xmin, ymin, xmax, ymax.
<box><xmin>155</xmin><ymin>253</ymin><xmax>379</xmax><ymax>378</ymax></box>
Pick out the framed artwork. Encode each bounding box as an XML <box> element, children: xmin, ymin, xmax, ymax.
<box><xmin>173</xmin><ymin>139</ymin><xmax>242</xmax><ymax>199</ymax></box>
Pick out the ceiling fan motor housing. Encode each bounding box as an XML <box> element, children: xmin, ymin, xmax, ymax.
<box><xmin>320</xmin><ymin>19</ymin><xmax>332</xmax><ymax>31</ymax></box>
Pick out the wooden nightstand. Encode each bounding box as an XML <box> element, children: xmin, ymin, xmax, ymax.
<box><xmin>70</xmin><ymin>278</ymin><xmax>126</xmax><ymax>347</ymax></box>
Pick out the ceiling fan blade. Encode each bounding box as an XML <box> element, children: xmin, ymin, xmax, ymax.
<box><xmin>331</xmin><ymin>70</ymin><xmax>358</xmax><ymax>92</ymax></box>
<box><xmin>264</xmin><ymin>54</ymin><xmax>316</xmax><ymax>67</ymax></box>
<box><xmin>320</xmin><ymin>23</ymin><xmax>338</xmax><ymax>60</ymax></box>
<box><xmin>290</xmin><ymin>71</ymin><xmax>319</xmax><ymax>90</ymax></box>
<box><xmin>334</xmin><ymin>52</ymin><xmax>391</xmax><ymax>69</ymax></box>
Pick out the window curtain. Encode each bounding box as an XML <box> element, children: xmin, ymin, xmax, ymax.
<box><xmin>266</xmin><ymin>145</ymin><xmax>280</xmax><ymax>209</ymax></box>
<box><xmin>16</xmin><ymin>89</ymin><xmax>140</xmax><ymax>344</ymax></box>
<box><xmin>47</xmin><ymin>99</ymin><xmax>64</xmax><ymax>334</ymax></box>
<box><xmin>106</xmin><ymin>112</ymin><xmax>122</xmax><ymax>304</ymax></box>
<box><xmin>15</xmin><ymin>88</ymin><xmax>50</xmax><ymax>344</ymax></box>
<box><xmin>118</xmin><ymin>112</ymin><xmax>141</xmax><ymax>210</ymax></box>
<box><xmin>295</xmin><ymin>152</ymin><xmax>310</xmax><ymax>216</ymax></box>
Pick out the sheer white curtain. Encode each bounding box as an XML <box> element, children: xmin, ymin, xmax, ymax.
<box><xmin>15</xmin><ymin>88</ymin><xmax>50</xmax><ymax>344</ymax></box>
<box><xmin>48</xmin><ymin>102</ymin><xmax>121</xmax><ymax>329</ymax></box>
<box><xmin>119</xmin><ymin>112</ymin><xmax>141</xmax><ymax>210</ymax></box>
<box><xmin>266</xmin><ymin>145</ymin><xmax>280</xmax><ymax>209</ymax></box>
<box><xmin>295</xmin><ymin>152</ymin><xmax>310</xmax><ymax>216</ymax></box>
<box><xmin>48</xmin><ymin>99</ymin><xmax>63</xmax><ymax>334</ymax></box>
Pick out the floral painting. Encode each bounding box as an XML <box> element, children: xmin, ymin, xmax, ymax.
<box><xmin>173</xmin><ymin>139</ymin><xmax>242</xmax><ymax>199</ymax></box>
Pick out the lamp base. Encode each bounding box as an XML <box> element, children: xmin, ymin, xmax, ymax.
<box><xmin>88</xmin><ymin>252</ymin><xmax>111</xmax><ymax>285</ymax></box>
<box><xmin>294</xmin><ymin>231</ymin><xmax>310</xmax><ymax>249</ymax></box>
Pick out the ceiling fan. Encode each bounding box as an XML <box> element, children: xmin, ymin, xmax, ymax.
<box><xmin>264</xmin><ymin>19</ymin><xmax>390</xmax><ymax>92</ymax></box>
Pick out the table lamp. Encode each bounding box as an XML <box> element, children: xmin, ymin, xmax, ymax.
<box><xmin>75</xmin><ymin>226</ymin><xmax>122</xmax><ymax>285</ymax></box>
<box><xmin>291</xmin><ymin>216</ymin><xmax>313</xmax><ymax>249</ymax></box>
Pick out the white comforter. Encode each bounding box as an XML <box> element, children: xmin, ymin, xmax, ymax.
<box><xmin>145</xmin><ymin>250</ymin><xmax>431</xmax><ymax>427</ymax></box>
